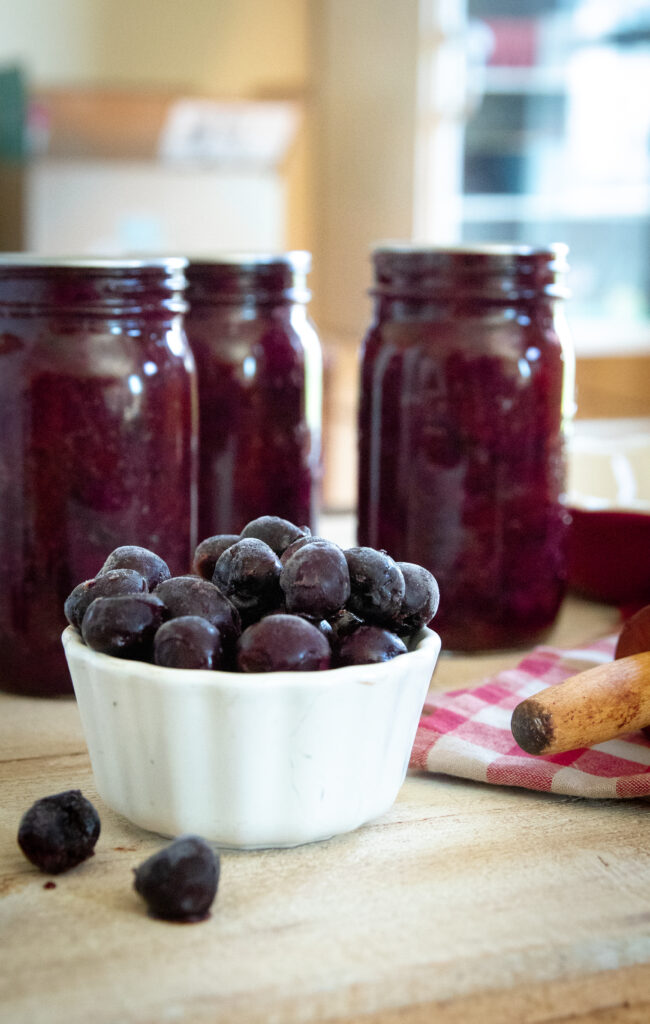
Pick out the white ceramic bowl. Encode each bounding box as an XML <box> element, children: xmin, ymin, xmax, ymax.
<box><xmin>62</xmin><ymin>625</ymin><xmax>441</xmax><ymax>849</ymax></box>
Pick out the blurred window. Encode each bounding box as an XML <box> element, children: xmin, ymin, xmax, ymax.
<box><xmin>418</xmin><ymin>0</ymin><xmax>650</xmax><ymax>356</ymax></box>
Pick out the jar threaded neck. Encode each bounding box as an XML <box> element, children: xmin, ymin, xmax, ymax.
<box><xmin>187</xmin><ymin>252</ymin><xmax>311</xmax><ymax>305</ymax></box>
<box><xmin>0</xmin><ymin>258</ymin><xmax>188</xmax><ymax>315</ymax></box>
<box><xmin>370</xmin><ymin>244</ymin><xmax>569</xmax><ymax>302</ymax></box>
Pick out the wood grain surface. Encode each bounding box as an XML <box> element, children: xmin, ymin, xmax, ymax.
<box><xmin>2</xmin><ymin>594</ymin><xmax>649</xmax><ymax>1024</ymax></box>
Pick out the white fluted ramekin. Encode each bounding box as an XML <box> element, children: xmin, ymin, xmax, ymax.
<box><xmin>62</xmin><ymin>625</ymin><xmax>440</xmax><ymax>849</ymax></box>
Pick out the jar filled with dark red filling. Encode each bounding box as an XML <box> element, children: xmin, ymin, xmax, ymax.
<box><xmin>357</xmin><ymin>244</ymin><xmax>575</xmax><ymax>652</ymax></box>
<box><xmin>0</xmin><ymin>257</ymin><xmax>197</xmax><ymax>696</ymax></box>
<box><xmin>185</xmin><ymin>253</ymin><xmax>322</xmax><ymax>538</ymax></box>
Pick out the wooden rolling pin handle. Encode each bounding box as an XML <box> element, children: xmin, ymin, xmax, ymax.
<box><xmin>511</xmin><ymin>650</ymin><xmax>650</xmax><ymax>756</ymax></box>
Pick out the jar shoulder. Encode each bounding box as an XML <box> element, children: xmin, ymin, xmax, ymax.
<box><xmin>0</xmin><ymin>315</ymin><xmax>194</xmax><ymax>381</ymax></box>
<box><xmin>185</xmin><ymin>305</ymin><xmax>321</xmax><ymax>361</ymax></box>
<box><xmin>362</xmin><ymin>308</ymin><xmax>569</xmax><ymax>360</ymax></box>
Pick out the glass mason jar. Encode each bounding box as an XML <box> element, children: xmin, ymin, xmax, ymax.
<box><xmin>185</xmin><ymin>252</ymin><xmax>322</xmax><ymax>537</ymax></box>
<box><xmin>0</xmin><ymin>256</ymin><xmax>198</xmax><ymax>696</ymax></box>
<box><xmin>357</xmin><ymin>244</ymin><xmax>575</xmax><ymax>652</ymax></box>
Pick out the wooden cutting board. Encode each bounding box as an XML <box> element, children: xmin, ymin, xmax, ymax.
<box><xmin>2</xmin><ymin>596</ymin><xmax>650</xmax><ymax>1024</ymax></box>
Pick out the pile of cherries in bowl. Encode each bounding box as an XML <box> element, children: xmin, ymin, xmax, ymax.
<box><xmin>64</xmin><ymin>516</ymin><xmax>440</xmax><ymax>672</ymax></box>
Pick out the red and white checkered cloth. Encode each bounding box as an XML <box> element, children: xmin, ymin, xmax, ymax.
<box><xmin>410</xmin><ymin>634</ymin><xmax>650</xmax><ymax>798</ymax></box>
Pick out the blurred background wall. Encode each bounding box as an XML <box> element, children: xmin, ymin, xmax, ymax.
<box><xmin>0</xmin><ymin>0</ymin><xmax>309</xmax><ymax>92</ymax></box>
<box><xmin>0</xmin><ymin>0</ymin><xmax>312</xmax><ymax>253</ymax></box>
<box><xmin>0</xmin><ymin>0</ymin><xmax>648</xmax><ymax>510</ymax></box>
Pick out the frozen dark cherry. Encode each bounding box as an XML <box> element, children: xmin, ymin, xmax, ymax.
<box><xmin>239</xmin><ymin>515</ymin><xmax>309</xmax><ymax>556</ymax></box>
<box><xmin>280</xmin><ymin>535</ymin><xmax>331</xmax><ymax>566</ymax></box>
<box><xmin>192</xmin><ymin>534</ymin><xmax>240</xmax><ymax>581</ymax></box>
<box><xmin>212</xmin><ymin>538</ymin><xmax>284</xmax><ymax>624</ymax></box>
<box><xmin>311</xmin><ymin>617</ymin><xmax>334</xmax><ymax>641</ymax></box>
<box><xmin>17</xmin><ymin>790</ymin><xmax>101</xmax><ymax>874</ymax></box>
<box><xmin>615</xmin><ymin>606</ymin><xmax>650</xmax><ymax>744</ymax></box>
<box><xmin>237</xmin><ymin>614</ymin><xmax>331</xmax><ymax>672</ymax></box>
<box><xmin>394</xmin><ymin>562</ymin><xmax>440</xmax><ymax>635</ymax></box>
<box><xmin>615</xmin><ymin>604</ymin><xmax>650</xmax><ymax>661</ymax></box>
<box><xmin>328</xmin><ymin>609</ymin><xmax>363</xmax><ymax>661</ymax></box>
<box><xmin>335</xmin><ymin>625</ymin><xmax>408</xmax><ymax>667</ymax></box>
<box><xmin>154</xmin><ymin>575</ymin><xmax>241</xmax><ymax>643</ymax></box>
<box><xmin>280</xmin><ymin>541</ymin><xmax>351</xmax><ymax>619</ymax></box>
<box><xmin>154</xmin><ymin>616</ymin><xmax>224</xmax><ymax>670</ymax></box>
<box><xmin>67</xmin><ymin>523</ymin><xmax>436</xmax><ymax>672</ymax></box>
<box><xmin>265</xmin><ymin>609</ymin><xmax>333</xmax><ymax>640</ymax></box>
<box><xmin>99</xmin><ymin>545</ymin><xmax>171</xmax><ymax>591</ymax></box>
<box><xmin>64</xmin><ymin>569</ymin><xmax>147</xmax><ymax>630</ymax></box>
<box><xmin>133</xmin><ymin>835</ymin><xmax>220</xmax><ymax>922</ymax></box>
<box><xmin>329</xmin><ymin>608</ymin><xmax>363</xmax><ymax>640</ymax></box>
<box><xmin>345</xmin><ymin>547</ymin><xmax>406</xmax><ymax>627</ymax></box>
<box><xmin>81</xmin><ymin>593</ymin><xmax>166</xmax><ymax>659</ymax></box>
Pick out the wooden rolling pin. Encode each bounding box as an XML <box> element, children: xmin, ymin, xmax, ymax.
<box><xmin>511</xmin><ymin>604</ymin><xmax>650</xmax><ymax>756</ymax></box>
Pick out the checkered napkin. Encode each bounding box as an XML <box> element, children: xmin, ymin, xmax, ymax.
<box><xmin>409</xmin><ymin>635</ymin><xmax>650</xmax><ymax>798</ymax></box>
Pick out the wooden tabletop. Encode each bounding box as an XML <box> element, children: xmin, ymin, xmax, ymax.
<box><xmin>2</xmin><ymin>592</ymin><xmax>650</xmax><ymax>1024</ymax></box>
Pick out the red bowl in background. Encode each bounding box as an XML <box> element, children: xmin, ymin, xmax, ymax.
<box><xmin>566</xmin><ymin>431</ymin><xmax>650</xmax><ymax>606</ymax></box>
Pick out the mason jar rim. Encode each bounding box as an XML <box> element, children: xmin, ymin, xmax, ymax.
<box><xmin>372</xmin><ymin>241</ymin><xmax>568</xmax><ymax>263</ymax></box>
<box><xmin>370</xmin><ymin>242</ymin><xmax>570</xmax><ymax>301</ymax></box>
<box><xmin>186</xmin><ymin>250</ymin><xmax>311</xmax><ymax>271</ymax></box>
<box><xmin>372</xmin><ymin>241</ymin><xmax>567</xmax><ymax>255</ymax></box>
<box><xmin>0</xmin><ymin>254</ymin><xmax>188</xmax><ymax>270</ymax></box>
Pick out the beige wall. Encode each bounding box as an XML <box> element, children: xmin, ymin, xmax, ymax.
<box><xmin>0</xmin><ymin>0</ymin><xmax>314</xmax><ymax>252</ymax></box>
<box><xmin>0</xmin><ymin>0</ymin><xmax>422</xmax><ymax>326</ymax></box>
<box><xmin>309</xmin><ymin>0</ymin><xmax>420</xmax><ymax>337</ymax></box>
<box><xmin>0</xmin><ymin>0</ymin><xmax>309</xmax><ymax>96</ymax></box>
<box><xmin>308</xmin><ymin>0</ymin><xmax>421</xmax><ymax>507</ymax></box>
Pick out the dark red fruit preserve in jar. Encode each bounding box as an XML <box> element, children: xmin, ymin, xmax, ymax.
<box><xmin>357</xmin><ymin>244</ymin><xmax>575</xmax><ymax>652</ymax></box>
<box><xmin>0</xmin><ymin>257</ymin><xmax>198</xmax><ymax>696</ymax></box>
<box><xmin>184</xmin><ymin>253</ymin><xmax>322</xmax><ymax>537</ymax></box>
